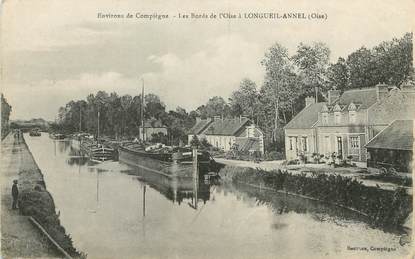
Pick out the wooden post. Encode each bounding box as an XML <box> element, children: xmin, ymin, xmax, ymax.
<box><xmin>97</xmin><ymin>110</ymin><xmax>100</xmax><ymax>141</ymax></box>
<box><xmin>192</xmin><ymin>147</ymin><xmax>198</xmax><ymax>209</ymax></box>
<box><xmin>143</xmin><ymin>185</ymin><xmax>146</xmax><ymax>217</ymax></box>
<box><xmin>79</xmin><ymin>105</ymin><xmax>82</xmax><ymax>132</ymax></box>
<box><xmin>141</xmin><ymin>81</ymin><xmax>145</xmax><ymax>142</ymax></box>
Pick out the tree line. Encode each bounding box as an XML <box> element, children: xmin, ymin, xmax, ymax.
<box><xmin>1</xmin><ymin>94</ymin><xmax>12</xmax><ymax>139</ymax></box>
<box><xmin>56</xmin><ymin>32</ymin><xmax>413</xmax><ymax>150</ymax></box>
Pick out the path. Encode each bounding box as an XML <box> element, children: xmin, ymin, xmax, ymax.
<box><xmin>1</xmin><ymin>133</ymin><xmax>59</xmax><ymax>258</ymax></box>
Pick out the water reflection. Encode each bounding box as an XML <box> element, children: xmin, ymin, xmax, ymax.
<box><xmin>123</xmin><ymin>163</ymin><xmax>212</xmax><ymax>206</ymax></box>
<box><xmin>23</xmin><ymin>134</ymin><xmax>411</xmax><ymax>259</ymax></box>
<box><xmin>221</xmin><ymin>183</ymin><xmax>370</xmax><ymax>228</ymax></box>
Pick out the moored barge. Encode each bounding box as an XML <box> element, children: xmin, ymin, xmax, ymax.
<box><xmin>118</xmin><ymin>143</ymin><xmax>219</xmax><ymax>178</ymax></box>
<box><xmin>80</xmin><ymin>138</ymin><xmax>116</xmax><ymax>162</ymax></box>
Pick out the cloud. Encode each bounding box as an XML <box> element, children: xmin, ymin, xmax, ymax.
<box><xmin>3</xmin><ymin>72</ymin><xmax>139</xmax><ymax>120</ymax></box>
<box><xmin>142</xmin><ymin>34</ymin><xmax>264</xmax><ymax>111</ymax></box>
<box><xmin>3</xmin><ymin>34</ymin><xmax>265</xmax><ymax>120</ymax></box>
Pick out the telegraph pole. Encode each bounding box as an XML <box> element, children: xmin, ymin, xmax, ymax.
<box><xmin>192</xmin><ymin>147</ymin><xmax>199</xmax><ymax>209</ymax></box>
<box><xmin>97</xmin><ymin>110</ymin><xmax>100</xmax><ymax>141</ymax></box>
<box><xmin>79</xmin><ymin>105</ymin><xmax>82</xmax><ymax>132</ymax></box>
<box><xmin>141</xmin><ymin>79</ymin><xmax>145</xmax><ymax>142</ymax></box>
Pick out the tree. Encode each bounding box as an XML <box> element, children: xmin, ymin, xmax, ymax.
<box><xmin>346</xmin><ymin>47</ymin><xmax>376</xmax><ymax>87</ymax></box>
<box><xmin>261</xmin><ymin>43</ymin><xmax>298</xmax><ymax>140</ymax></box>
<box><xmin>292</xmin><ymin>42</ymin><xmax>331</xmax><ymax>98</ymax></box>
<box><xmin>1</xmin><ymin>94</ymin><xmax>12</xmax><ymax>138</ymax></box>
<box><xmin>190</xmin><ymin>135</ymin><xmax>200</xmax><ymax>147</ymax></box>
<box><xmin>196</xmin><ymin>96</ymin><xmax>231</xmax><ymax>119</ymax></box>
<box><xmin>372</xmin><ymin>32</ymin><xmax>413</xmax><ymax>86</ymax></box>
<box><xmin>327</xmin><ymin>57</ymin><xmax>349</xmax><ymax>91</ymax></box>
<box><xmin>145</xmin><ymin>93</ymin><xmax>165</xmax><ymax>119</ymax></box>
<box><xmin>229</xmin><ymin>78</ymin><xmax>260</xmax><ymax>120</ymax></box>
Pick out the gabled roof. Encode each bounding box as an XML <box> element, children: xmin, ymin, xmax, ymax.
<box><xmin>235</xmin><ymin>138</ymin><xmax>261</xmax><ymax>152</ymax></box>
<box><xmin>365</xmin><ymin>120</ymin><xmax>413</xmax><ymax>151</ymax></box>
<box><xmin>204</xmin><ymin>118</ymin><xmax>250</xmax><ymax>136</ymax></box>
<box><xmin>284</xmin><ymin>103</ymin><xmax>326</xmax><ymax>129</ymax></box>
<box><xmin>337</xmin><ymin>87</ymin><xmax>378</xmax><ymax>109</ymax></box>
<box><xmin>188</xmin><ymin>119</ymin><xmax>212</xmax><ymax>135</ymax></box>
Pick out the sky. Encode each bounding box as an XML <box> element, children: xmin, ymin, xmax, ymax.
<box><xmin>1</xmin><ymin>0</ymin><xmax>413</xmax><ymax>120</ymax></box>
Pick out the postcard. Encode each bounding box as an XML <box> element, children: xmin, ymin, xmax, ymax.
<box><xmin>1</xmin><ymin>0</ymin><xmax>414</xmax><ymax>258</ymax></box>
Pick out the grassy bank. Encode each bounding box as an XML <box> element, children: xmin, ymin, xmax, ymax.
<box><xmin>219</xmin><ymin>166</ymin><xmax>412</xmax><ymax>228</ymax></box>
<box><xmin>18</xmin><ymin>139</ymin><xmax>85</xmax><ymax>258</ymax></box>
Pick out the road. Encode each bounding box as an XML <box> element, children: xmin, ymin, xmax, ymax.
<box><xmin>1</xmin><ymin>133</ymin><xmax>59</xmax><ymax>258</ymax></box>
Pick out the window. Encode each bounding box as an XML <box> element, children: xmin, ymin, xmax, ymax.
<box><xmin>322</xmin><ymin>112</ymin><xmax>328</xmax><ymax>125</ymax></box>
<box><xmin>289</xmin><ymin>138</ymin><xmax>293</xmax><ymax>150</ymax></box>
<box><xmin>302</xmin><ymin>137</ymin><xmax>308</xmax><ymax>151</ymax></box>
<box><xmin>247</xmin><ymin>126</ymin><xmax>255</xmax><ymax>138</ymax></box>
<box><xmin>334</xmin><ymin>112</ymin><xmax>341</xmax><ymax>124</ymax></box>
<box><xmin>349</xmin><ymin>111</ymin><xmax>356</xmax><ymax>123</ymax></box>
<box><xmin>324</xmin><ymin>136</ymin><xmax>330</xmax><ymax>154</ymax></box>
<box><xmin>350</xmin><ymin>136</ymin><xmax>359</xmax><ymax>149</ymax></box>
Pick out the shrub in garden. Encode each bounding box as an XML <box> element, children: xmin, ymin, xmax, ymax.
<box><xmin>264</xmin><ymin>151</ymin><xmax>285</xmax><ymax>161</ymax></box>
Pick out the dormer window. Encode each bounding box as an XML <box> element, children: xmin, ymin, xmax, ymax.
<box><xmin>322</xmin><ymin>112</ymin><xmax>328</xmax><ymax>125</ymax></box>
<box><xmin>321</xmin><ymin>105</ymin><xmax>329</xmax><ymax>125</ymax></box>
<box><xmin>333</xmin><ymin>104</ymin><xmax>342</xmax><ymax>112</ymax></box>
<box><xmin>333</xmin><ymin>104</ymin><xmax>342</xmax><ymax>124</ymax></box>
<box><xmin>348</xmin><ymin>102</ymin><xmax>357</xmax><ymax>124</ymax></box>
<box><xmin>349</xmin><ymin>111</ymin><xmax>356</xmax><ymax>123</ymax></box>
<box><xmin>334</xmin><ymin>112</ymin><xmax>341</xmax><ymax>124</ymax></box>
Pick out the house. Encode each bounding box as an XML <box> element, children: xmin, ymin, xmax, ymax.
<box><xmin>139</xmin><ymin>119</ymin><xmax>168</xmax><ymax>142</ymax></box>
<box><xmin>365</xmin><ymin>120</ymin><xmax>413</xmax><ymax>173</ymax></box>
<box><xmin>284</xmin><ymin>84</ymin><xmax>415</xmax><ymax>163</ymax></box>
<box><xmin>284</xmin><ymin>97</ymin><xmax>326</xmax><ymax>161</ymax></box>
<box><xmin>188</xmin><ymin>116</ymin><xmax>264</xmax><ymax>154</ymax></box>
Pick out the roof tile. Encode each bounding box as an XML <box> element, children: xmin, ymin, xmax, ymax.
<box><xmin>365</xmin><ymin>120</ymin><xmax>413</xmax><ymax>150</ymax></box>
<box><xmin>284</xmin><ymin>103</ymin><xmax>326</xmax><ymax>129</ymax></box>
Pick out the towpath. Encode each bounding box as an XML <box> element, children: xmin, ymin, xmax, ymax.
<box><xmin>1</xmin><ymin>133</ymin><xmax>59</xmax><ymax>258</ymax></box>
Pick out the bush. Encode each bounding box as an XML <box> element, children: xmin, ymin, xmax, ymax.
<box><xmin>287</xmin><ymin>159</ymin><xmax>300</xmax><ymax>165</ymax></box>
<box><xmin>18</xmin><ymin>171</ymin><xmax>85</xmax><ymax>258</ymax></box>
<box><xmin>264</xmin><ymin>151</ymin><xmax>285</xmax><ymax>161</ymax></box>
<box><xmin>219</xmin><ymin>166</ymin><xmax>412</xmax><ymax>228</ymax></box>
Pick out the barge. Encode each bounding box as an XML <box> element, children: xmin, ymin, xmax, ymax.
<box><xmin>49</xmin><ymin>132</ymin><xmax>66</xmax><ymax>140</ymax></box>
<box><xmin>29</xmin><ymin>129</ymin><xmax>41</xmax><ymax>136</ymax></box>
<box><xmin>118</xmin><ymin>143</ymin><xmax>220</xmax><ymax>178</ymax></box>
<box><xmin>80</xmin><ymin>138</ymin><xmax>116</xmax><ymax>162</ymax></box>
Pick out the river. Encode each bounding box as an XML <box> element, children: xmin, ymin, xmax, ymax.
<box><xmin>24</xmin><ymin>133</ymin><xmax>410</xmax><ymax>259</ymax></box>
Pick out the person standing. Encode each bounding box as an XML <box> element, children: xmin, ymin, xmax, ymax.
<box><xmin>11</xmin><ymin>180</ymin><xmax>19</xmax><ymax>210</ymax></box>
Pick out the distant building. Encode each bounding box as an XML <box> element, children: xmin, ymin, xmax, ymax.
<box><xmin>365</xmin><ymin>120</ymin><xmax>413</xmax><ymax>173</ymax></box>
<box><xmin>284</xmin><ymin>84</ymin><xmax>415</xmax><ymax>164</ymax></box>
<box><xmin>139</xmin><ymin>119</ymin><xmax>168</xmax><ymax>142</ymax></box>
<box><xmin>188</xmin><ymin>116</ymin><xmax>264</xmax><ymax>154</ymax></box>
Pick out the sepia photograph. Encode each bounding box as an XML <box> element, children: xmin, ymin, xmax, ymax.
<box><xmin>1</xmin><ymin>0</ymin><xmax>414</xmax><ymax>258</ymax></box>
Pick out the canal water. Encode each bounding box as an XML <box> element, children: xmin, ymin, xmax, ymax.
<box><xmin>24</xmin><ymin>134</ymin><xmax>410</xmax><ymax>259</ymax></box>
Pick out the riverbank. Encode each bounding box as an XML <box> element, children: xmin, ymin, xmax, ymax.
<box><xmin>0</xmin><ymin>133</ymin><xmax>83</xmax><ymax>258</ymax></box>
<box><xmin>219</xmin><ymin>165</ymin><xmax>412</xmax><ymax>229</ymax></box>
<box><xmin>215</xmin><ymin>158</ymin><xmax>412</xmax><ymax>194</ymax></box>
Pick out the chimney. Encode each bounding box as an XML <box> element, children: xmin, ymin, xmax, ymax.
<box><xmin>305</xmin><ymin>96</ymin><xmax>315</xmax><ymax>107</ymax></box>
<box><xmin>328</xmin><ymin>90</ymin><xmax>341</xmax><ymax>105</ymax></box>
<box><xmin>239</xmin><ymin>115</ymin><xmax>247</xmax><ymax>123</ymax></box>
<box><xmin>376</xmin><ymin>83</ymin><xmax>389</xmax><ymax>101</ymax></box>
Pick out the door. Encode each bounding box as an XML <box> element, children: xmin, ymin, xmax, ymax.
<box><xmin>337</xmin><ymin>136</ymin><xmax>343</xmax><ymax>158</ymax></box>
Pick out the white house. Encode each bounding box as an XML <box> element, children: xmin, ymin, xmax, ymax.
<box><xmin>188</xmin><ymin>116</ymin><xmax>264</xmax><ymax>154</ymax></box>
